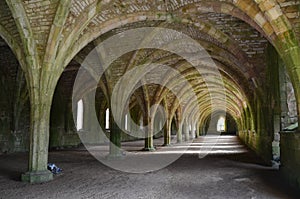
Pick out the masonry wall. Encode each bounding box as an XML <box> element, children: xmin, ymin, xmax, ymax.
<box><xmin>239</xmin><ymin>130</ymin><xmax>273</xmax><ymax>164</ymax></box>
<box><xmin>280</xmin><ymin>65</ymin><xmax>298</xmax><ymax>129</ymax></box>
<box><xmin>0</xmin><ymin>44</ymin><xmax>30</xmax><ymax>153</ymax></box>
<box><xmin>49</xmin><ymin>62</ymin><xmax>82</xmax><ymax>149</ymax></box>
<box><xmin>280</xmin><ymin>132</ymin><xmax>300</xmax><ymax>190</ymax></box>
<box><xmin>239</xmin><ymin>43</ymin><xmax>299</xmax><ymax>168</ymax></box>
<box><xmin>239</xmin><ymin>45</ymin><xmax>280</xmax><ymax>164</ymax></box>
<box><xmin>50</xmin><ymin>89</ymin><xmax>81</xmax><ymax>149</ymax></box>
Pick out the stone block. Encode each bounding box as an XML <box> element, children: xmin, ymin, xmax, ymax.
<box><xmin>21</xmin><ymin>170</ymin><xmax>53</xmax><ymax>183</ymax></box>
<box><xmin>258</xmin><ymin>1</ymin><xmax>276</xmax><ymax>12</ymax></box>
<box><xmin>265</xmin><ymin>5</ymin><xmax>283</xmax><ymax>21</ymax></box>
<box><xmin>263</xmin><ymin>22</ymin><xmax>274</xmax><ymax>36</ymax></box>
<box><xmin>254</xmin><ymin>12</ymin><xmax>267</xmax><ymax>27</ymax></box>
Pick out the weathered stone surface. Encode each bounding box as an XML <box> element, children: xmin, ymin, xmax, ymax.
<box><xmin>0</xmin><ymin>44</ymin><xmax>29</xmax><ymax>153</ymax></box>
<box><xmin>21</xmin><ymin>170</ymin><xmax>53</xmax><ymax>184</ymax></box>
<box><xmin>280</xmin><ymin>131</ymin><xmax>300</xmax><ymax>190</ymax></box>
<box><xmin>0</xmin><ymin>0</ymin><xmax>299</xmax><ymax>186</ymax></box>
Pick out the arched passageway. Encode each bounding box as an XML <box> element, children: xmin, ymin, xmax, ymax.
<box><xmin>0</xmin><ymin>0</ymin><xmax>300</xmax><ymax>197</ymax></box>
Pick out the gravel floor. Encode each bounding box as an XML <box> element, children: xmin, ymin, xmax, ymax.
<box><xmin>0</xmin><ymin>136</ymin><xmax>298</xmax><ymax>199</ymax></box>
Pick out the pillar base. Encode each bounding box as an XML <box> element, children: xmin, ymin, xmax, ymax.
<box><xmin>106</xmin><ymin>152</ymin><xmax>125</xmax><ymax>160</ymax></box>
<box><xmin>21</xmin><ymin>170</ymin><xmax>53</xmax><ymax>183</ymax></box>
<box><xmin>163</xmin><ymin>143</ymin><xmax>171</xmax><ymax>147</ymax></box>
<box><xmin>142</xmin><ymin>147</ymin><xmax>156</xmax><ymax>151</ymax></box>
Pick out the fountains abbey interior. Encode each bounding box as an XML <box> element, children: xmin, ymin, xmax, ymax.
<box><xmin>0</xmin><ymin>0</ymin><xmax>300</xmax><ymax>198</ymax></box>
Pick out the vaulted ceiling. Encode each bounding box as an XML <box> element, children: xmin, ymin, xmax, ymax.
<box><xmin>0</xmin><ymin>0</ymin><xmax>299</xmax><ymax>126</ymax></box>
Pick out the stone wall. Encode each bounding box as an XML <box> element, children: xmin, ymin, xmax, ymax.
<box><xmin>239</xmin><ymin>130</ymin><xmax>272</xmax><ymax>164</ymax></box>
<box><xmin>49</xmin><ymin>61</ymin><xmax>81</xmax><ymax>149</ymax></box>
<box><xmin>280</xmin><ymin>131</ymin><xmax>300</xmax><ymax>190</ymax></box>
<box><xmin>279</xmin><ymin>0</ymin><xmax>300</xmax><ymax>43</ymax></box>
<box><xmin>0</xmin><ymin>42</ymin><xmax>30</xmax><ymax>153</ymax></box>
<box><xmin>239</xmin><ymin>45</ymin><xmax>280</xmax><ymax>164</ymax></box>
<box><xmin>280</xmin><ymin>67</ymin><xmax>298</xmax><ymax>128</ymax></box>
<box><xmin>239</xmin><ymin>44</ymin><xmax>299</xmax><ymax>170</ymax></box>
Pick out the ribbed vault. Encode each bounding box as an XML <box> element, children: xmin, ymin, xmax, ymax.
<box><xmin>0</xmin><ymin>0</ymin><xmax>299</xmax><ymax>183</ymax></box>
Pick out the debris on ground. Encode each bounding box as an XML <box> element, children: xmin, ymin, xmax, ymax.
<box><xmin>47</xmin><ymin>163</ymin><xmax>62</xmax><ymax>174</ymax></box>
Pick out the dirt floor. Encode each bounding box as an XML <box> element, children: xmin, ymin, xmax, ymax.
<box><xmin>0</xmin><ymin>136</ymin><xmax>299</xmax><ymax>199</ymax></box>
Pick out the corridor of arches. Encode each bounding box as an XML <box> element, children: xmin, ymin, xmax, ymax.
<box><xmin>0</xmin><ymin>0</ymin><xmax>300</xmax><ymax>198</ymax></box>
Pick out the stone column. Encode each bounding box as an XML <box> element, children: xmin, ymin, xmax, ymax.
<box><xmin>177</xmin><ymin>121</ymin><xmax>183</xmax><ymax>143</ymax></box>
<box><xmin>196</xmin><ymin>123</ymin><xmax>200</xmax><ymax>138</ymax></box>
<box><xmin>21</xmin><ymin>95</ymin><xmax>53</xmax><ymax>183</ymax></box>
<box><xmin>272</xmin><ymin>114</ymin><xmax>281</xmax><ymax>164</ymax></box>
<box><xmin>163</xmin><ymin>119</ymin><xmax>171</xmax><ymax>146</ymax></box>
<box><xmin>144</xmin><ymin>116</ymin><xmax>155</xmax><ymax>151</ymax></box>
<box><xmin>108</xmin><ymin>114</ymin><xmax>122</xmax><ymax>158</ymax></box>
<box><xmin>184</xmin><ymin>120</ymin><xmax>190</xmax><ymax>141</ymax></box>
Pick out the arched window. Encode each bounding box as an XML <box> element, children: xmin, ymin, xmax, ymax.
<box><xmin>140</xmin><ymin>117</ymin><xmax>143</xmax><ymax>129</ymax></box>
<box><xmin>217</xmin><ymin>116</ymin><xmax>226</xmax><ymax>132</ymax></box>
<box><xmin>125</xmin><ymin>114</ymin><xmax>128</xmax><ymax>130</ymax></box>
<box><xmin>105</xmin><ymin>108</ymin><xmax>110</xmax><ymax>129</ymax></box>
<box><xmin>76</xmin><ymin>99</ymin><xmax>83</xmax><ymax>131</ymax></box>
